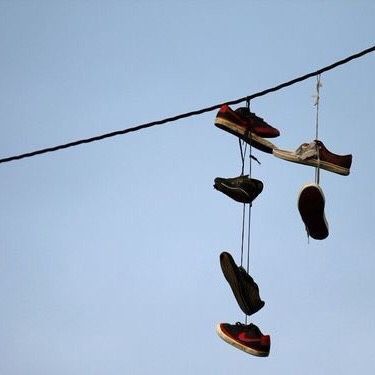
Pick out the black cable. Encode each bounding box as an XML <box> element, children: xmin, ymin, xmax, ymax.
<box><xmin>1</xmin><ymin>45</ymin><xmax>374</xmax><ymax>165</ymax></box>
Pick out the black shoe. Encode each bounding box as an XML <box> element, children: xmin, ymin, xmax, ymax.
<box><xmin>214</xmin><ymin>175</ymin><xmax>263</xmax><ymax>204</ymax></box>
<box><xmin>298</xmin><ymin>183</ymin><xmax>329</xmax><ymax>240</ymax></box>
<box><xmin>220</xmin><ymin>251</ymin><xmax>265</xmax><ymax>316</ymax></box>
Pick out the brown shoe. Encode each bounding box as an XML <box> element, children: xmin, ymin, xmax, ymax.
<box><xmin>215</xmin><ymin>105</ymin><xmax>279</xmax><ymax>153</ymax></box>
<box><xmin>273</xmin><ymin>140</ymin><xmax>352</xmax><ymax>176</ymax></box>
<box><xmin>298</xmin><ymin>183</ymin><xmax>329</xmax><ymax>240</ymax></box>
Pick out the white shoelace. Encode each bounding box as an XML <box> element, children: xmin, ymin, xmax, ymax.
<box><xmin>295</xmin><ymin>141</ymin><xmax>318</xmax><ymax>160</ymax></box>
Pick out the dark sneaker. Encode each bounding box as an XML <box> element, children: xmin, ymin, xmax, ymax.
<box><xmin>298</xmin><ymin>183</ymin><xmax>329</xmax><ymax>240</ymax></box>
<box><xmin>273</xmin><ymin>140</ymin><xmax>352</xmax><ymax>176</ymax></box>
<box><xmin>220</xmin><ymin>251</ymin><xmax>265</xmax><ymax>316</ymax></box>
<box><xmin>216</xmin><ymin>322</ymin><xmax>270</xmax><ymax>357</ymax></box>
<box><xmin>214</xmin><ymin>175</ymin><xmax>263</xmax><ymax>204</ymax></box>
<box><xmin>215</xmin><ymin>105</ymin><xmax>279</xmax><ymax>153</ymax></box>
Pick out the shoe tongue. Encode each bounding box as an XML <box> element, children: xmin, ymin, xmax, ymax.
<box><xmin>248</xmin><ymin>323</ymin><xmax>262</xmax><ymax>335</ymax></box>
<box><xmin>235</xmin><ymin>107</ymin><xmax>251</xmax><ymax>116</ymax></box>
<box><xmin>296</xmin><ymin>142</ymin><xmax>318</xmax><ymax>160</ymax></box>
<box><xmin>235</xmin><ymin>107</ymin><xmax>264</xmax><ymax>121</ymax></box>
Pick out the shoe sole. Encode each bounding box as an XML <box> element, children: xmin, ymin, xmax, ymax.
<box><xmin>215</xmin><ymin>118</ymin><xmax>276</xmax><ymax>154</ymax></box>
<box><xmin>220</xmin><ymin>252</ymin><xmax>264</xmax><ymax>315</ymax></box>
<box><xmin>272</xmin><ymin>148</ymin><xmax>350</xmax><ymax>176</ymax></box>
<box><xmin>298</xmin><ymin>183</ymin><xmax>329</xmax><ymax>240</ymax></box>
<box><xmin>216</xmin><ymin>324</ymin><xmax>269</xmax><ymax>357</ymax></box>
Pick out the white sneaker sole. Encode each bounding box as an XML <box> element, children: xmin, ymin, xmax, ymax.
<box><xmin>215</xmin><ymin>117</ymin><xmax>276</xmax><ymax>154</ymax></box>
<box><xmin>273</xmin><ymin>148</ymin><xmax>349</xmax><ymax>176</ymax></box>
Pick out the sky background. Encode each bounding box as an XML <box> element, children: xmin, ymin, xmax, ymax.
<box><xmin>0</xmin><ymin>1</ymin><xmax>374</xmax><ymax>374</ymax></box>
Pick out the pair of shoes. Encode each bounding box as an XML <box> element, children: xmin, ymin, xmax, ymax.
<box><xmin>220</xmin><ymin>251</ymin><xmax>264</xmax><ymax>316</ymax></box>
<box><xmin>214</xmin><ymin>175</ymin><xmax>263</xmax><ymax>204</ymax></box>
<box><xmin>273</xmin><ymin>140</ymin><xmax>351</xmax><ymax>238</ymax></box>
<box><xmin>272</xmin><ymin>139</ymin><xmax>350</xmax><ymax>239</ymax></box>
<box><xmin>273</xmin><ymin>140</ymin><xmax>352</xmax><ymax>176</ymax></box>
<box><xmin>214</xmin><ymin>106</ymin><xmax>273</xmax><ymax>357</ymax></box>
<box><xmin>219</xmin><ymin>252</ymin><xmax>267</xmax><ymax>355</ymax></box>
<box><xmin>298</xmin><ymin>183</ymin><xmax>329</xmax><ymax>240</ymax></box>
<box><xmin>216</xmin><ymin>322</ymin><xmax>270</xmax><ymax>357</ymax></box>
<box><xmin>215</xmin><ymin>105</ymin><xmax>280</xmax><ymax>153</ymax></box>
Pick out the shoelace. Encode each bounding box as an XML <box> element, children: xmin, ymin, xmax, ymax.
<box><xmin>235</xmin><ymin>322</ymin><xmax>247</xmax><ymax>327</ymax></box>
<box><xmin>235</xmin><ymin>107</ymin><xmax>265</xmax><ymax>122</ymax></box>
<box><xmin>295</xmin><ymin>141</ymin><xmax>318</xmax><ymax>160</ymax></box>
<box><xmin>235</xmin><ymin>322</ymin><xmax>255</xmax><ymax>329</ymax></box>
<box><xmin>234</xmin><ymin>322</ymin><xmax>262</xmax><ymax>336</ymax></box>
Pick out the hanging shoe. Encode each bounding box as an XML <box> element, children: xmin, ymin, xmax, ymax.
<box><xmin>298</xmin><ymin>183</ymin><xmax>329</xmax><ymax>240</ymax></box>
<box><xmin>273</xmin><ymin>140</ymin><xmax>352</xmax><ymax>176</ymax></box>
<box><xmin>220</xmin><ymin>251</ymin><xmax>265</xmax><ymax>316</ymax></box>
<box><xmin>215</xmin><ymin>105</ymin><xmax>279</xmax><ymax>154</ymax></box>
<box><xmin>214</xmin><ymin>175</ymin><xmax>263</xmax><ymax>204</ymax></box>
<box><xmin>216</xmin><ymin>322</ymin><xmax>270</xmax><ymax>357</ymax></box>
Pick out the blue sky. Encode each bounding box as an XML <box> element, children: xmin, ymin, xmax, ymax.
<box><xmin>0</xmin><ymin>1</ymin><xmax>374</xmax><ymax>374</ymax></box>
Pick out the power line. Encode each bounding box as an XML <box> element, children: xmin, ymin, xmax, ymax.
<box><xmin>1</xmin><ymin>45</ymin><xmax>374</xmax><ymax>165</ymax></box>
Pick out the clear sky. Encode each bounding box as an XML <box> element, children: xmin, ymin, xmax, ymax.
<box><xmin>0</xmin><ymin>1</ymin><xmax>374</xmax><ymax>374</ymax></box>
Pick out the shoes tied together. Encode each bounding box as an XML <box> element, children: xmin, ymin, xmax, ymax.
<box><xmin>213</xmin><ymin>104</ymin><xmax>353</xmax><ymax>357</ymax></box>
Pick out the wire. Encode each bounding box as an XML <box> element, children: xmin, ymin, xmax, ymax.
<box><xmin>1</xmin><ymin>45</ymin><xmax>374</xmax><ymax>165</ymax></box>
<box><xmin>314</xmin><ymin>75</ymin><xmax>322</xmax><ymax>185</ymax></box>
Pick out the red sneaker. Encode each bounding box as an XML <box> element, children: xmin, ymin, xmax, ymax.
<box><xmin>215</xmin><ymin>105</ymin><xmax>280</xmax><ymax>153</ymax></box>
<box><xmin>216</xmin><ymin>322</ymin><xmax>270</xmax><ymax>357</ymax></box>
